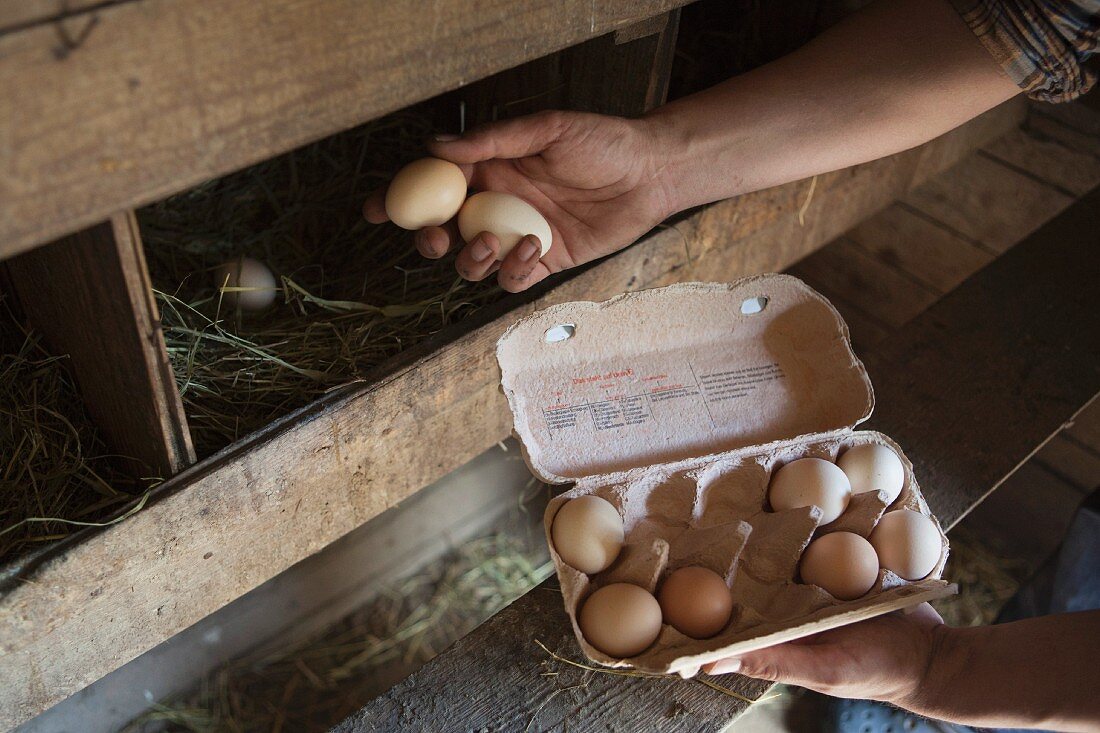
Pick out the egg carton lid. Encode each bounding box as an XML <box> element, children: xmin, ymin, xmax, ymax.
<box><xmin>497</xmin><ymin>275</ymin><xmax>875</xmax><ymax>484</ymax></box>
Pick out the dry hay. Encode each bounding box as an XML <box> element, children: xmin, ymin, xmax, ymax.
<box><xmin>125</xmin><ymin>534</ymin><xmax>553</xmax><ymax>732</ymax></box>
<box><xmin>0</xmin><ymin>295</ymin><xmax>155</xmax><ymax>565</ymax></box>
<box><xmin>932</xmin><ymin>525</ymin><xmax>1032</xmax><ymax>627</ymax></box>
<box><xmin>140</xmin><ymin>106</ymin><xmax>503</xmax><ymax>458</ymax></box>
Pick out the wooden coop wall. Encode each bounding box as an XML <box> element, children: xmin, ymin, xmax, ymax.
<box><xmin>0</xmin><ymin>0</ymin><xmax>1028</xmax><ymax>727</ymax></box>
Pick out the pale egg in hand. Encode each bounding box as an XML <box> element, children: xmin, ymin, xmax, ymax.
<box><xmin>384</xmin><ymin>158</ymin><xmax>467</xmax><ymax>230</ymax></box>
<box><xmin>800</xmin><ymin>531</ymin><xmax>879</xmax><ymax>601</ymax></box>
<box><xmin>457</xmin><ymin>191</ymin><xmax>553</xmax><ymax>259</ymax></box>
<box><xmin>579</xmin><ymin>583</ymin><xmax>663</xmax><ymax>658</ymax></box>
<box><xmin>768</xmin><ymin>457</ymin><xmax>852</xmax><ymax>525</ymax></box>
<box><xmin>838</xmin><ymin>443</ymin><xmax>906</xmax><ymax>505</ymax></box>
<box><xmin>657</xmin><ymin>566</ymin><xmax>733</xmax><ymax>639</ymax></box>
<box><xmin>550</xmin><ymin>496</ymin><xmax>624</xmax><ymax>574</ymax></box>
<box><xmin>870</xmin><ymin>509</ymin><xmax>942</xmax><ymax>581</ymax></box>
<box><xmin>214</xmin><ymin>257</ymin><xmax>278</xmax><ymax>311</ymax></box>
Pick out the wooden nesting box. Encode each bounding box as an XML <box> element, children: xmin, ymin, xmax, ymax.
<box><xmin>1</xmin><ymin>0</ymin><xmax>1087</xmax><ymax>729</ymax></box>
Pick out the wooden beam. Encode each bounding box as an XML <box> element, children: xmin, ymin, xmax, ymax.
<box><xmin>0</xmin><ymin>101</ymin><xmax>1021</xmax><ymax>729</ymax></box>
<box><xmin>0</xmin><ymin>0</ymin><xmax>692</xmax><ymax>262</ymax></box>
<box><xmin>0</xmin><ymin>0</ymin><xmax>107</xmax><ymax>33</ymax></box>
<box><xmin>5</xmin><ymin>213</ymin><xmax>194</xmax><ymax>477</ymax></box>
<box><xmin>335</xmin><ymin>184</ymin><xmax>1100</xmax><ymax>733</ymax></box>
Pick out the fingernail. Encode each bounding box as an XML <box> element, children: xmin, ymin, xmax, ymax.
<box><xmin>434</xmin><ymin>133</ymin><xmax>461</xmax><ymax>142</ymax></box>
<box><xmin>704</xmin><ymin>658</ymin><xmax>741</xmax><ymax>675</ymax></box>
<box><xmin>471</xmin><ymin>240</ymin><xmax>492</xmax><ymax>262</ymax></box>
<box><xmin>517</xmin><ymin>237</ymin><xmax>539</xmax><ymax>261</ymax></box>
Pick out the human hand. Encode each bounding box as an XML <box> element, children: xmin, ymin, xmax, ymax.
<box><xmin>703</xmin><ymin>603</ymin><xmax>947</xmax><ymax>708</ymax></box>
<box><xmin>363</xmin><ymin>110</ymin><xmax>675</xmax><ymax>293</ymax></box>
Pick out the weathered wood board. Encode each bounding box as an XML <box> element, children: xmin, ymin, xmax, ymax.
<box><xmin>335</xmin><ymin>185</ymin><xmax>1100</xmax><ymax>733</ymax></box>
<box><xmin>0</xmin><ymin>101</ymin><xmax>1021</xmax><ymax>729</ymax></box>
<box><xmin>902</xmin><ymin>153</ymin><xmax>1072</xmax><ymax>253</ymax></box>
<box><xmin>0</xmin><ymin>0</ymin><xmax>692</xmax><ymax>261</ymax></box>
<box><xmin>5</xmin><ymin>212</ymin><xmax>194</xmax><ymax>476</ymax></box>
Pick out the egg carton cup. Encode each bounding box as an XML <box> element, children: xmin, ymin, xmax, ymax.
<box><xmin>498</xmin><ymin>276</ymin><xmax>954</xmax><ymax>678</ymax></box>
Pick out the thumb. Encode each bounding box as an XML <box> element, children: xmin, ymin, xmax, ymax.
<box><xmin>428</xmin><ymin>110</ymin><xmax>571</xmax><ymax>164</ymax></box>
<box><xmin>705</xmin><ymin>642</ymin><xmax>834</xmax><ymax>687</ymax></box>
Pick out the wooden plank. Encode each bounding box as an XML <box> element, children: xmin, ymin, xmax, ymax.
<box><xmin>0</xmin><ymin>102</ymin><xmax>1020</xmax><ymax>730</ymax></box>
<box><xmin>1032</xmin><ymin>98</ymin><xmax>1100</xmax><ymax>138</ymax></box>
<box><xmin>5</xmin><ymin>213</ymin><xmax>194</xmax><ymax>477</ymax></box>
<box><xmin>1066</xmin><ymin>398</ymin><xmax>1100</xmax><ymax>454</ymax></box>
<box><xmin>983</xmin><ymin>124</ymin><xmax>1100</xmax><ymax>197</ymax></box>
<box><xmin>30</xmin><ymin>441</ymin><xmax>547</xmax><ymax>733</ymax></box>
<box><xmin>958</xmin><ymin>462</ymin><xmax>1084</xmax><ymax>568</ymax></box>
<box><xmin>1034</xmin><ymin>434</ymin><xmax>1100</xmax><ymax>494</ymax></box>
<box><xmin>903</xmin><ymin>153</ymin><xmax>1073</xmax><ymax>253</ymax></box>
<box><xmin>456</xmin><ymin>6</ymin><xmax>678</xmax><ymax>127</ymax></box>
<box><xmin>787</xmin><ymin>236</ymin><xmax>940</xmax><ymax>329</ymax></box>
<box><xmin>0</xmin><ymin>0</ymin><xmax>108</xmax><ymax>33</ymax></box>
<box><xmin>865</xmin><ymin>186</ymin><xmax>1100</xmax><ymax>527</ymax></box>
<box><xmin>335</xmin><ymin>186</ymin><xmax>1100</xmax><ymax>733</ymax></box>
<box><xmin>1023</xmin><ymin>106</ymin><xmax>1100</xmax><ymax>159</ymax></box>
<box><xmin>0</xmin><ymin>0</ymin><xmax>691</xmax><ymax>262</ymax></box>
<box><xmin>844</xmin><ymin>203</ymin><xmax>993</xmax><ymax>294</ymax></box>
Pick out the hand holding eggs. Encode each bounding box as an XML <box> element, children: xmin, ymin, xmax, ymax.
<box><xmin>381</xmin><ymin>158</ymin><xmax>553</xmax><ymax>261</ymax></box>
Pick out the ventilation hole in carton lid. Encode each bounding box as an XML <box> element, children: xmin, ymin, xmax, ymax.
<box><xmin>544</xmin><ymin>324</ymin><xmax>576</xmax><ymax>343</ymax></box>
<box><xmin>741</xmin><ymin>296</ymin><xmax>768</xmax><ymax>315</ymax></box>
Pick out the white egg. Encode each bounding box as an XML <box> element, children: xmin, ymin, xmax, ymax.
<box><xmin>838</xmin><ymin>444</ymin><xmax>906</xmax><ymax>505</ymax></box>
<box><xmin>768</xmin><ymin>457</ymin><xmax>852</xmax><ymax>525</ymax></box>
<box><xmin>385</xmin><ymin>158</ymin><xmax>467</xmax><ymax>230</ymax></box>
<box><xmin>214</xmin><ymin>257</ymin><xmax>278</xmax><ymax>311</ymax></box>
<box><xmin>870</xmin><ymin>509</ymin><xmax>943</xmax><ymax>581</ymax></box>
<box><xmin>456</xmin><ymin>191</ymin><xmax>552</xmax><ymax>259</ymax></box>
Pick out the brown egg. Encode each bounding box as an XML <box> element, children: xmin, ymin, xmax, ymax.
<box><xmin>799</xmin><ymin>531</ymin><xmax>879</xmax><ymax>601</ymax></box>
<box><xmin>578</xmin><ymin>583</ymin><xmax>663</xmax><ymax>658</ymax></box>
<box><xmin>384</xmin><ymin>158</ymin><xmax>467</xmax><ymax>230</ymax></box>
<box><xmin>768</xmin><ymin>457</ymin><xmax>852</xmax><ymax>525</ymax></box>
<box><xmin>657</xmin><ymin>566</ymin><xmax>732</xmax><ymax>639</ymax></box>
<box><xmin>870</xmin><ymin>509</ymin><xmax>942</xmax><ymax>580</ymax></box>
<box><xmin>550</xmin><ymin>496</ymin><xmax>624</xmax><ymax>574</ymax></box>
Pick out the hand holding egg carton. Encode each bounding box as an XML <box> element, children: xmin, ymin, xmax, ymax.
<box><xmin>497</xmin><ymin>276</ymin><xmax>954</xmax><ymax>677</ymax></box>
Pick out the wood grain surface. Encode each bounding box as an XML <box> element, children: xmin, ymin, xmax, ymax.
<box><xmin>5</xmin><ymin>213</ymin><xmax>194</xmax><ymax>477</ymax></box>
<box><xmin>0</xmin><ymin>0</ymin><xmax>691</xmax><ymax>261</ymax></box>
<box><xmin>335</xmin><ymin>185</ymin><xmax>1100</xmax><ymax>733</ymax></box>
<box><xmin>0</xmin><ymin>102</ymin><xmax>1021</xmax><ymax>729</ymax></box>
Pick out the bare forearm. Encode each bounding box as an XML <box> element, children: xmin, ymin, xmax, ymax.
<box><xmin>902</xmin><ymin>611</ymin><xmax>1100</xmax><ymax>731</ymax></box>
<box><xmin>645</xmin><ymin>0</ymin><xmax>1020</xmax><ymax>213</ymax></box>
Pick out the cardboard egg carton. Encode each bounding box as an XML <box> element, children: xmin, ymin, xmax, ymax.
<box><xmin>496</xmin><ymin>275</ymin><xmax>954</xmax><ymax>677</ymax></box>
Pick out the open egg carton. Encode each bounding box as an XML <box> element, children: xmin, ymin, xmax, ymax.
<box><xmin>497</xmin><ymin>276</ymin><xmax>954</xmax><ymax>677</ymax></box>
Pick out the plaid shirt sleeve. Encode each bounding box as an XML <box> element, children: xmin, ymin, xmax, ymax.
<box><xmin>949</xmin><ymin>0</ymin><xmax>1100</xmax><ymax>102</ymax></box>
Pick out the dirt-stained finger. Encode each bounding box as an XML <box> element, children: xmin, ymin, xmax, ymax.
<box><xmin>455</xmin><ymin>232</ymin><xmax>502</xmax><ymax>281</ymax></box>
